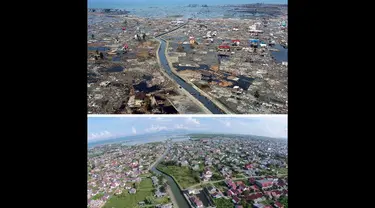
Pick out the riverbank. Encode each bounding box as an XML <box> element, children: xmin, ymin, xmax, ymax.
<box><xmin>166</xmin><ymin>184</ymin><xmax>179</xmax><ymax>208</ymax></box>
<box><xmin>161</xmin><ymin>36</ymin><xmax>234</xmax><ymax>114</ymax></box>
<box><xmin>154</xmin><ymin>37</ymin><xmax>212</xmax><ymax>114</ymax></box>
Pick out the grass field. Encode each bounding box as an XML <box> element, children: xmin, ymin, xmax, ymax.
<box><xmin>103</xmin><ymin>189</ymin><xmax>154</xmax><ymax>208</ymax></box>
<box><xmin>103</xmin><ymin>178</ymin><xmax>155</xmax><ymax>208</ymax></box>
<box><xmin>277</xmin><ymin>168</ymin><xmax>288</xmax><ymax>175</ymax></box>
<box><xmin>155</xmin><ymin>196</ymin><xmax>170</xmax><ymax>204</ymax></box>
<box><xmin>139</xmin><ymin>173</ymin><xmax>152</xmax><ymax>178</ymax></box>
<box><xmin>139</xmin><ymin>178</ymin><xmax>154</xmax><ymax>190</ymax></box>
<box><xmin>157</xmin><ymin>164</ymin><xmax>200</xmax><ymax>189</ymax></box>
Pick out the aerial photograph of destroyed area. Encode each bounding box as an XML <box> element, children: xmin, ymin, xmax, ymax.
<box><xmin>88</xmin><ymin>0</ymin><xmax>288</xmax><ymax>114</ymax></box>
<box><xmin>88</xmin><ymin>116</ymin><xmax>288</xmax><ymax>208</ymax></box>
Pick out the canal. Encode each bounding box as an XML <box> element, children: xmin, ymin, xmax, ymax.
<box><xmin>155</xmin><ymin>37</ymin><xmax>224</xmax><ymax>114</ymax></box>
<box><xmin>150</xmin><ymin>145</ymin><xmax>190</xmax><ymax>208</ymax></box>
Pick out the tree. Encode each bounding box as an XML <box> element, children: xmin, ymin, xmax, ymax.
<box><xmin>279</xmin><ymin>196</ymin><xmax>288</xmax><ymax>208</ymax></box>
<box><xmin>145</xmin><ymin>196</ymin><xmax>155</xmax><ymax>204</ymax></box>
<box><xmin>159</xmin><ymin>186</ymin><xmax>166</xmax><ymax>193</ymax></box>
<box><xmin>240</xmin><ymin>199</ymin><xmax>248</xmax><ymax>208</ymax></box>
<box><xmin>243</xmin><ymin>190</ymin><xmax>250</xmax><ymax>196</ymax></box>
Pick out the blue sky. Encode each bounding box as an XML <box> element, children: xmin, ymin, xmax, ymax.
<box><xmin>88</xmin><ymin>116</ymin><xmax>287</xmax><ymax>141</ymax></box>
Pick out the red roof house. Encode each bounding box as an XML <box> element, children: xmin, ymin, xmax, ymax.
<box><xmin>236</xmin><ymin>181</ymin><xmax>244</xmax><ymax>186</ymax></box>
<box><xmin>274</xmin><ymin>201</ymin><xmax>284</xmax><ymax>208</ymax></box>
<box><xmin>218</xmin><ymin>45</ymin><xmax>230</xmax><ymax>49</ymax></box>
<box><xmin>227</xmin><ymin>190</ymin><xmax>235</xmax><ymax>197</ymax></box>
<box><xmin>245</xmin><ymin>164</ymin><xmax>253</xmax><ymax>169</ymax></box>
<box><xmin>232</xmin><ymin>196</ymin><xmax>240</xmax><ymax>204</ymax></box>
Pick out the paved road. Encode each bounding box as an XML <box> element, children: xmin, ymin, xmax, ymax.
<box><xmin>154</xmin><ymin>23</ymin><xmax>225</xmax><ymax>114</ymax></box>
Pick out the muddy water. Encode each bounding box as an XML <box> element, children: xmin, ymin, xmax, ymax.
<box><xmin>174</xmin><ymin>64</ymin><xmax>210</xmax><ymax>71</ymax></box>
<box><xmin>88</xmin><ymin>46</ymin><xmax>110</xmax><ymax>51</ymax></box>
<box><xmin>271</xmin><ymin>44</ymin><xmax>288</xmax><ymax>63</ymax></box>
<box><xmin>133</xmin><ymin>81</ymin><xmax>160</xmax><ymax>93</ymax></box>
<box><xmin>106</xmin><ymin>66</ymin><xmax>124</xmax><ymax>72</ymax></box>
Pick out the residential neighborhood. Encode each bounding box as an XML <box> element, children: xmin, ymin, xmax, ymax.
<box><xmin>88</xmin><ymin>142</ymin><xmax>172</xmax><ymax>208</ymax></box>
<box><xmin>88</xmin><ymin>134</ymin><xmax>288</xmax><ymax>208</ymax></box>
<box><xmin>157</xmin><ymin>134</ymin><xmax>288</xmax><ymax>208</ymax></box>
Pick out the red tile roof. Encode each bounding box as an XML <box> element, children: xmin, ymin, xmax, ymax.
<box><xmin>275</xmin><ymin>201</ymin><xmax>283</xmax><ymax>207</ymax></box>
<box><xmin>219</xmin><ymin>45</ymin><xmax>230</xmax><ymax>49</ymax></box>
<box><xmin>233</xmin><ymin>196</ymin><xmax>240</xmax><ymax>203</ymax></box>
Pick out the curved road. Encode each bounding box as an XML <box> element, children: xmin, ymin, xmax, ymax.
<box><xmin>155</xmin><ymin>24</ymin><xmax>225</xmax><ymax>114</ymax></box>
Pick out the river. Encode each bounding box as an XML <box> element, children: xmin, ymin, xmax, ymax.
<box><xmin>155</xmin><ymin>26</ymin><xmax>225</xmax><ymax>114</ymax></box>
<box><xmin>150</xmin><ymin>145</ymin><xmax>190</xmax><ymax>208</ymax></box>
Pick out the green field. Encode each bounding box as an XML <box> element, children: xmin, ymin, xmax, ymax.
<box><xmin>157</xmin><ymin>164</ymin><xmax>200</xmax><ymax>189</ymax></box>
<box><xmin>140</xmin><ymin>173</ymin><xmax>152</xmax><ymax>178</ymax></box>
<box><xmin>103</xmin><ymin>178</ymin><xmax>156</xmax><ymax>208</ymax></box>
<box><xmin>277</xmin><ymin>168</ymin><xmax>288</xmax><ymax>175</ymax></box>
<box><xmin>139</xmin><ymin>178</ymin><xmax>154</xmax><ymax>190</ymax></box>
<box><xmin>213</xmin><ymin>198</ymin><xmax>234</xmax><ymax>208</ymax></box>
<box><xmin>155</xmin><ymin>196</ymin><xmax>170</xmax><ymax>204</ymax></box>
<box><xmin>103</xmin><ymin>189</ymin><xmax>153</xmax><ymax>208</ymax></box>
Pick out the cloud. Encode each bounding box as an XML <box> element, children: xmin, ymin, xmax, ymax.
<box><xmin>223</xmin><ymin>121</ymin><xmax>231</xmax><ymax>127</ymax></box>
<box><xmin>174</xmin><ymin>124</ymin><xmax>188</xmax><ymax>129</ymax></box>
<box><xmin>132</xmin><ymin>126</ymin><xmax>137</xmax><ymax>134</ymax></box>
<box><xmin>145</xmin><ymin>124</ymin><xmax>168</xmax><ymax>132</ymax></box>
<box><xmin>147</xmin><ymin>117</ymin><xmax>172</xmax><ymax>122</ymax></box>
<box><xmin>239</xmin><ymin>122</ymin><xmax>249</xmax><ymax>126</ymax></box>
<box><xmin>88</xmin><ymin>130</ymin><xmax>112</xmax><ymax>141</ymax></box>
<box><xmin>215</xmin><ymin>118</ymin><xmax>231</xmax><ymax>127</ymax></box>
<box><xmin>185</xmin><ymin>117</ymin><xmax>200</xmax><ymax>125</ymax></box>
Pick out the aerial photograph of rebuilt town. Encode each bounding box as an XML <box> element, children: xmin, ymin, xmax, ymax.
<box><xmin>87</xmin><ymin>0</ymin><xmax>288</xmax><ymax>114</ymax></box>
<box><xmin>88</xmin><ymin>116</ymin><xmax>288</xmax><ymax>208</ymax></box>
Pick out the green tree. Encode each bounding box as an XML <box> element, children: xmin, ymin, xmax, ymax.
<box><xmin>241</xmin><ymin>199</ymin><xmax>248</xmax><ymax>208</ymax></box>
<box><xmin>279</xmin><ymin>196</ymin><xmax>288</xmax><ymax>208</ymax></box>
<box><xmin>243</xmin><ymin>190</ymin><xmax>250</xmax><ymax>196</ymax></box>
<box><xmin>145</xmin><ymin>196</ymin><xmax>155</xmax><ymax>204</ymax></box>
<box><xmin>159</xmin><ymin>186</ymin><xmax>166</xmax><ymax>193</ymax></box>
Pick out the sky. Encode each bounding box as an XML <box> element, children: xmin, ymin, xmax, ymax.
<box><xmin>88</xmin><ymin>0</ymin><xmax>288</xmax><ymax>7</ymax></box>
<box><xmin>88</xmin><ymin>116</ymin><xmax>287</xmax><ymax>142</ymax></box>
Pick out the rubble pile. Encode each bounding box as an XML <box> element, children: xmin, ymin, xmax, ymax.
<box><xmin>87</xmin><ymin>11</ymin><xmax>207</xmax><ymax>114</ymax></box>
<box><xmin>161</xmin><ymin>9</ymin><xmax>288</xmax><ymax>114</ymax></box>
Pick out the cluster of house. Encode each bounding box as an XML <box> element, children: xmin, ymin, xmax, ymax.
<box><xmin>87</xmin><ymin>143</ymin><xmax>166</xmax><ymax>206</ymax></box>
<box><xmin>87</xmin><ymin>198</ymin><xmax>107</xmax><ymax>208</ymax></box>
<box><xmin>189</xmin><ymin>195</ymin><xmax>204</xmax><ymax>208</ymax></box>
<box><xmin>223</xmin><ymin>177</ymin><xmax>288</xmax><ymax>208</ymax></box>
<box><xmin>201</xmin><ymin>167</ymin><xmax>213</xmax><ymax>181</ymax></box>
<box><xmin>151</xmin><ymin>176</ymin><xmax>167</xmax><ymax>198</ymax></box>
<box><xmin>156</xmin><ymin>203</ymin><xmax>173</xmax><ymax>208</ymax></box>
<box><xmin>205</xmin><ymin>185</ymin><xmax>225</xmax><ymax>199</ymax></box>
<box><xmin>165</xmin><ymin>137</ymin><xmax>287</xmax><ymax>181</ymax></box>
